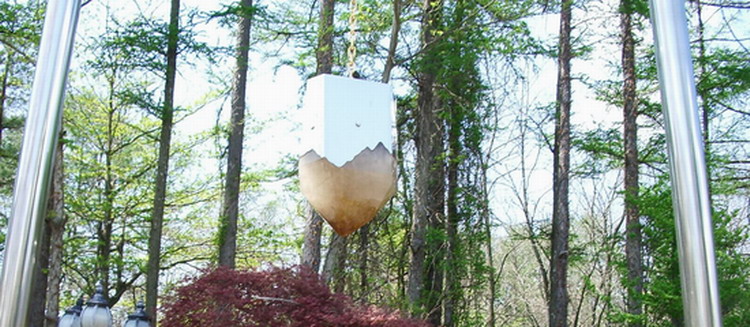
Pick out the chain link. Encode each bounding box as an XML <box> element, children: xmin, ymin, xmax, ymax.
<box><xmin>346</xmin><ymin>0</ymin><xmax>358</xmax><ymax>77</ymax></box>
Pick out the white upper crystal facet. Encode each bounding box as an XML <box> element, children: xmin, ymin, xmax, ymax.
<box><xmin>300</xmin><ymin>74</ymin><xmax>394</xmax><ymax>167</ymax></box>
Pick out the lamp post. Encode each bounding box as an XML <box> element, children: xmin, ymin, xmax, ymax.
<box><xmin>80</xmin><ymin>284</ymin><xmax>113</xmax><ymax>327</ymax></box>
<box><xmin>0</xmin><ymin>0</ymin><xmax>82</xmax><ymax>323</ymax></box>
<box><xmin>647</xmin><ymin>0</ymin><xmax>722</xmax><ymax>326</ymax></box>
<box><xmin>123</xmin><ymin>301</ymin><xmax>151</xmax><ymax>327</ymax></box>
<box><xmin>58</xmin><ymin>298</ymin><xmax>84</xmax><ymax>327</ymax></box>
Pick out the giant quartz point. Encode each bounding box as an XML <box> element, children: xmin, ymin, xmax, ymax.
<box><xmin>299</xmin><ymin>143</ymin><xmax>396</xmax><ymax>236</ymax></box>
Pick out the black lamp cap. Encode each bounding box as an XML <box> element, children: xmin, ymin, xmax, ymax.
<box><xmin>127</xmin><ymin>301</ymin><xmax>150</xmax><ymax>321</ymax></box>
<box><xmin>86</xmin><ymin>283</ymin><xmax>109</xmax><ymax>307</ymax></box>
<box><xmin>65</xmin><ymin>298</ymin><xmax>84</xmax><ymax>315</ymax></box>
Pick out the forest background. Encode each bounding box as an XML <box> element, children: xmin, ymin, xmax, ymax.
<box><xmin>0</xmin><ymin>0</ymin><xmax>749</xmax><ymax>326</ymax></box>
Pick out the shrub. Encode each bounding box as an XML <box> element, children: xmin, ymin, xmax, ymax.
<box><xmin>161</xmin><ymin>266</ymin><xmax>430</xmax><ymax>327</ymax></box>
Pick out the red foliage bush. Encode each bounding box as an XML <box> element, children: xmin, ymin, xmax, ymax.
<box><xmin>161</xmin><ymin>266</ymin><xmax>430</xmax><ymax>327</ymax></box>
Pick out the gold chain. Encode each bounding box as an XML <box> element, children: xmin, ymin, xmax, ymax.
<box><xmin>346</xmin><ymin>0</ymin><xmax>358</xmax><ymax>77</ymax></box>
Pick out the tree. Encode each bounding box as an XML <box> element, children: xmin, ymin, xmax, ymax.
<box><xmin>146</xmin><ymin>0</ymin><xmax>181</xmax><ymax>319</ymax></box>
<box><xmin>62</xmin><ymin>81</ymin><xmax>157</xmax><ymax>308</ymax></box>
<box><xmin>322</xmin><ymin>231</ymin><xmax>347</xmax><ymax>292</ymax></box>
<box><xmin>300</xmin><ymin>0</ymin><xmax>335</xmax><ymax>273</ymax></box>
<box><xmin>550</xmin><ymin>1</ymin><xmax>573</xmax><ymax>326</ymax></box>
<box><xmin>407</xmin><ymin>0</ymin><xmax>445</xmax><ymax>320</ymax></box>
<box><xmin>218</xmin><ymin>0</ymin><xmax>254</xmax><ymax>269</ymax></box>
<box><xmin>161</xmin><ymin>266</ymin><xmax>429</xmax><ymax>327</ymax></box>
<box><xmin>440</xmin><ymin>1</ymin><xmax>486</xmax><ymax>324</ymax></box>
<box><xmin>620</xmin><ymin>0</ymin><xmax>643</xmax><ymax>325</ymax></box>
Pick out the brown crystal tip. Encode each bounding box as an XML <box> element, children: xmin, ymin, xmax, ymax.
<box><xmin>299</xmin><ymin>143</ymin><xmax>397</xmax><ymax>236</ymax></box>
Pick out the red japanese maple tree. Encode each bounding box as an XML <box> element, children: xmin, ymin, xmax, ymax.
<box><xmin>161</xmin><ymin>266</ymin><xmax>429</xmax><ymax>327</ymax></box>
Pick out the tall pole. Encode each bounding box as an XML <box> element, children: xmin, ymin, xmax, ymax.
<box><xmin>0</xmin><ymin>0</ymin><xmax>81</xmax><ymax>325</ymax></box>
<box><xmin>648</xmin><ymin>1</ymin><xmax>722</xmax><ymax>326</ymax></box>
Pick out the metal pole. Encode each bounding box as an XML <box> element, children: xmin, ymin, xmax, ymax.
<box><xmin>0</xmin><ymin>0</ymin><xmax>81</xmax><ymax>325</ymax></box>
<box><xmin>648</xmin><ymin>0</ymin><xmax>722</xmax><ymax>326</ymax></box>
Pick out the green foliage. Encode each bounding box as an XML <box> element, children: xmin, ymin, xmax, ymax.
<box><xmin>572</xmin><ymin>127</ymin><xmax>623</xmax><ymax>177</ymax></box>
<box><xmin>62</xmin><ymin>83</ymin><xmax>159</xmax><ymax>304</ymax></box>
<box><xmin>100</xmin><ymin>9</ymin><xmax>214</xmax><ymax>81</ymax></box>
<box><xmin>208</xmin><ymin>1</ymin><xmax>265</xmax><ymax>28</ymax></box>
<box><xmin>639</xmin><ymin>177</ymin><xmax>750</xmax><ymax>326</ymax></box>
<box><xmin>696</xmin><ymin>48</ymin><xmax>750</xmax><ymax>107</ymax></box>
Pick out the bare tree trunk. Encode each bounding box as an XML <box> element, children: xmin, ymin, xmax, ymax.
<box><xmin>0</xmin><ymin>54</ymin><xmax>11</xmax><ymax>145</ymax></box>
<box><xmin>408</xmin><ymin>0</ymin><xmax>444</xmax><ymax>317</ymax></box>
<box><xmin>28</xmin><ymin>212</ymin><xmax>51</xmax><ymax>327</ymax></box>
<box><xmin>219</xmin><ymin>0</ymin><xmax>253</xmax><ymax>269</ymax></box>
<box><xmin>146</xmin><ymin>0</ymin><xmax>180</xmax><ymax>320</ymax></box>
<box><xmin>301</xmin><ymin>0</ymin><xmax>335</xmax><ymax>273</ymax></box>
<box><xmin>98</xmin><ymin>95</ymin><xmax>117</xmax><ymax>296</ymax></box>
<box><xmin>45</xmin><ymin>136</ymin><xmax>65</xmax><ymax>327</ymax></box>
<box><xmin>482</xmin><ymin>179</ymin><xmax>496</xmax><ymax>327</ymax></box>
<box><xmin>358</xmin><ymin>223</ymin><xmax>369</xmax><ymax>296</ymax></box>
<box><xmin>301</xmin><ymin>205</ymin><xmax>324</xmax><ymax>272</ymax></box>
<box><xmin>322</xmin><ymin>232</ymin><xmax>348</xmax><ymax>293</ymax></box>
<box><xmin>549</xmin><ymin>1</ymin><xmax>572</xmax><ymax>326</ymax></box>
<box><xmin>323</xmin><ymin>235</ymin><xmax>347</xmax><ymax>289</ymax></box>
<box><xmin>692</xmin><ymin>0</ymin><xmax>714</xmax><ymax>201</ymax></box>
<box><xmin>621</xmin><ymin>0</ymin><xmax>642</xmax><ymax>325</ymax></box>
<box><xmin>516</xmin><ymin>112</ymin><xmax>551</xmax><ymax>303</ymax></box>
<box><xmin>693</xmin><ymin>0</ymin><xmax>708</xmax><ymax>146</ymax></box>
<box><xmin>381</xmin><ymin>0</ymin><xmax>402</xmax><ymax>83</ymax></box>
<box><xmin>425</xmin><ymin>243</ymin><xmax>444</xmax><ymax>325</ymax></box>
<box><xmin>316</xmin><ymin>0</ymin><xmax>335</xmax><ymax>75</ymax></box>
<box><xmin>396</xmin><ymin>107</ymin><xmax>412</xmax><ymax>307</ymax></box>
<box><xmin>443</xmin><ymin>97</ymin><xmax>461</xmax><ymax>327</ymax></box>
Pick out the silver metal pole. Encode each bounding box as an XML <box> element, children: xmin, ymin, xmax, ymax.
<box><xmin>0</xmin><ymin>0</ymin><xmax>81</xmax><ymax>325</ymax></box>
<box><xmin>648</xmin><ymin>0</ymin><xmax>722</xmax><ymax>326</ymax></box>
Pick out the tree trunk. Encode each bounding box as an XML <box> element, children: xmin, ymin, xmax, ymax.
<box><xmin>146</xmin><ymin>0</ymin><xmax>180</xmax><ymax>320</ymax></box>
<box><xmin>301</xmin><ymin>0</ymin><xmax>335</xmax><ymax>273</ymax></box>
<box><xmin>381</xmin><ymin>0</ymin><xmax>401</xmax><ymax>83</ymax></box>
<box><xmin>443</xmin><ymin>95</ymin><xmax>461</xmax><ymax>327</ymax></box>
<box><xmin>482</xmin><ymin>170</ymin><xmax>496</xmax><ymax>327</ymax></box>
<box><xmin>549</xmin><ymin>1</ymin><xmax>572</xmax><ymax>327</ymax></box>
<box><xmin>0</xmin><ymin>54</ymin><xmax>11</xmax><ymax>146</ymax></box>
<box><xmin>358</xmin><ymin>223</ymin><xmax>369</xmax><ymax>296</ymax></box>
<box><xmin>693</xmin><ymin>0</ymin><xmax>708</xmax><ymax>146</ymax></box>
<box><xmin>28</xmin><ymin>212</ymin><xmax>51</xmax><ymax>327</ymax></box>
<box><xmin>621</xmin><ymin>0</ymin><xmax>642</xmax><ymax>325</ymax></box>
<box><xmin>301</xmin><ymin>205</ymin><xmax>324</xmax><ymax>272</ymax></box>
<box><xmin>323</xmin><ymin>235</ymin><xmax>347</xmax><ymax>289</ymax></box>
<box><xmin>98</xmin><ymin>98</ymin><xmax>116</xmax><ymax>296</ymax></box>
<box><xmin>408</xmin><ymin>0</ymin><xmax>444</xmax><ymax>317</ymax></box>
<box><xmin>218</xmin><ymin>0</ymin><xmax>253</xmax><ymax>269</ymax></box>
<box><xmin>44</xmin><ymin>135</ymin><xmax>65</xmax><ymax>327</ymax></box>
<box><xmin>322</xmin><ymin>232</ymin><xmax>348</xmax><ymax>293</ymax></box>
<box><xmin>316</xmin><ymin>0</ymin><xmax>335</xmax><ymax>75</ymax></box>
<box><xmin>425</xmin><ymin>247</ymin><xmax>444</xmax><ymax>325</ymax></box>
